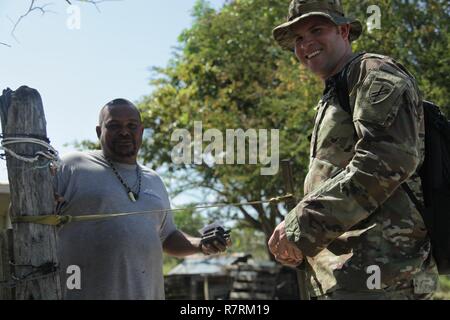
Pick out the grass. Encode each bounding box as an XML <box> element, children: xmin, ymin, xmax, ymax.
<box><xmin>434</xmin><ymin>276</ymin><xmax>450</xmax><ymax>300</ymax></box>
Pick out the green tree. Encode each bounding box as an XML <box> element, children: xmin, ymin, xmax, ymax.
<box><xmin>227</xmin><ymin>225</ymin><xmax>268</xmax><ymax>260</ymax></box>
<box><xmin>346</xmin><ymin>0</ymin><xmax>449</xmax><ymax>112</ymax></box>
<box><xmin>173</xmin><ymin>206</ymin><xmax>206</xmax><ymax>237</ymax></box>
<box><xmin>139</xmin><ymin>0</ymin><xmax>449</xmax><ymax>262</ymax></box>
<box><xmin>435</xmin><ymin>276</ymin><xmax>450</xmax><ymax>300</ymax></box>
<box><xmin>140</xmin><ymin>0</ymin><xmax>320</xmax><ymax>259</ymax></box>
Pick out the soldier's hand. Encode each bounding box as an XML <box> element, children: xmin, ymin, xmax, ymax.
<box><xmin>268</xmin><ymin>221</ymin><xmax>303</xmax><ymax>267</ymax></box>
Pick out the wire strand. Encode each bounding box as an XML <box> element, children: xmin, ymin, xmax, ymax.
<box><xmin>0</xmin><ymin>136</ymin><xmax>60</xmax><ymax>166</ymax></box>
<box><xmin>12</xmin><ymin>194</ymin><xmax>295</xmax><ymax>226</ymax></box>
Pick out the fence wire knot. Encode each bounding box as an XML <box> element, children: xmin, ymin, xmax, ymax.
<box><xmin>0</xmin><ymin>134</ymin><xmax>61</xmax><ymax>169</ymax></box>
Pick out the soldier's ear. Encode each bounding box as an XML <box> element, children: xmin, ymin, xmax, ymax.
<box><xmin>338</xmin><ymin>24</ymin><xmax>351</xmax><ymax>41</ymax></box>
<box><xmin>96</xmin><ymin>126</ymin><xmax>101</xmax><ymax>139</ymax></box>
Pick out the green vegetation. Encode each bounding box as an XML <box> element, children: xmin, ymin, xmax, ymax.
<box><xmin>436</xmin><ymin>276</ymin><xmax>450</xmax><ymax>300</ymax></box>
<box><xmin>139</xmin><ymin>0</ymin><xmax>449</xmax><ymax>252</ymax></box>
<box><xmin>140</xmin><ymin>0</ymin><xmax>449</xmax><ymax>298</ymax></box>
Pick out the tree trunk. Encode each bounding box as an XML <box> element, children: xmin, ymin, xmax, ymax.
<box><xmin>0</xmin><ymin>86</ymin><xmax>61</xmax><ymax>300</ymax></box>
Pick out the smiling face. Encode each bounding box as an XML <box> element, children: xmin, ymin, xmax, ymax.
<box><xmin>96</xmin><ymin>102</ymin><xmax>144</xmax><ymax>164</ymax></box>
<box><xmin>292</xmin><ymin>15</ymin><xmax>352</xmax><ymax>80</ymax></box>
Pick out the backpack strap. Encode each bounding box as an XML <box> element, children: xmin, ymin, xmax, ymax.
<box><xmin>331</xmin><ymin>53</ymin><xmax>427</xmax><ymax>216</ymax></box>
<box><xmin>401</xmin><ymin>183</ymin><xmax>425</xmax><ymax>216</ymax></box>
<box><xmin>330</xmin><ymin>52</ymin><xmax>366</xmax><ymax>114</ymax></box>
<box><xmin>334</xmin><ymin>52</ymin><xmax>432</xmax><ymax>217</ymax></box>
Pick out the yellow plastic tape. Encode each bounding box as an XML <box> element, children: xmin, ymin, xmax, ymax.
<box><xmin>10</xmin><ymin>194</ymin><xmax>294</xmax><ymax>227</ymax></box>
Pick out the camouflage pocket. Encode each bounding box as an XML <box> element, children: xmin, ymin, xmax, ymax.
<box><xmin>305</xmin><ymin>168</ymin><xmax>346</xmax><ymax>201</ymax></box>
<box><xmin>354</xmin><ymin>70</ymin><xmax>408</xmax><ymax>127</ymax></box>
<box><xmin>413</xmin><ymin>272</ymin><xmax>439</xmax><ymax>294</ymax></box>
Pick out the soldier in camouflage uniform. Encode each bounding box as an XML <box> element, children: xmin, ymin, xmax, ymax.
<box><xmin>268</xmin><ymin>0</ymin><xmax>439</xmax><ymax>300</ymax></box>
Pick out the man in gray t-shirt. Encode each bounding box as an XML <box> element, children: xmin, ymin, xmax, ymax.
<box><xmin>54</xmin><ymin>99</ymin><xmax>229</xmax><ymax>300</ymax></box>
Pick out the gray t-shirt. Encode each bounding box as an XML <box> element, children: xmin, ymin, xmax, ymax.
<box><xmin>54</xmin><ymin>151</ymin><xmax>176</xmax><ymax>300</ymax></box>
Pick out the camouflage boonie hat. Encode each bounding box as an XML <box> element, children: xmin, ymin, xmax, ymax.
<box><xmin>273</xmin><ymin>0</ymin><xmax>362</xmax><ymax>50</ymax></box>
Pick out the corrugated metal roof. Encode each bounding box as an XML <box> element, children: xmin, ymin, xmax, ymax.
<box><xmin>168</xmin><ymin>253</ymin><xmax>249</xmax><ymax>276</ymax></box>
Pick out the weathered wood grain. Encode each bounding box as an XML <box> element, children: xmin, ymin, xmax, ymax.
<box><xmin>0</xmin><ymin>86</ymin><xmax>61</xmax><ymax>300</ymax></box>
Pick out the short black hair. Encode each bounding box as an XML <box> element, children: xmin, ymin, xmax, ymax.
<box><xmin>98</xmin><ymin>98</ymin><xmax>142</xmax><ymax>125</ymax></box>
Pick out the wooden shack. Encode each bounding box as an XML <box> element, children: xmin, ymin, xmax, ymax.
<box><xmin>165</xmin><ymin>253</ymin><xmax>300</xmax><ymax>300</ymax></box>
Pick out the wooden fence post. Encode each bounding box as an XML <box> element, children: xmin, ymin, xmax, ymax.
<box><xmin>0</xmin><ymin>86</ymin><xmax>61</xmax><ymax>300</ymax></box>
<box><xmin>281</xmin><ymin>159</ymin><xmax>311</xmax><ymax>300</ymax></box>
<box><xmin>0</xmin><ymin>228</ymin><xmax>12</xmax><ymax>299</ymax></box>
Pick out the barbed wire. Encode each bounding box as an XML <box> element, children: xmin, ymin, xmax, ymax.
<box><xmin>0</xmin><ymin>261</ymin><xmax>59</xmax><ymax>289</ymax></box>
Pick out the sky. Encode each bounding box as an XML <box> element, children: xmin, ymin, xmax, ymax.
<box><xmin>0</xmin><ymin>0</ymin><xmax>224</xmax><ymax>203</ymax></box>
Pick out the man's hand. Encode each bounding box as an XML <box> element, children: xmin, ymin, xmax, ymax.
<box><xmin>268</xmin><ymin>221</ymin><xmax>303</xmax><ymax>267</ymax></box>
<box><xmin>200</xmin><ymin>236</ymin><xmax>232</xmax><ymax>255</ymax></box>
<box><xmin>53</xmin><ymin>192</ymin><xmax>65</xmax><ymax>214</ymax></box>
<box><xmin>199</xmin><ymin>225</ymin><xmax>232</xmax><ymax>256</ymax></box>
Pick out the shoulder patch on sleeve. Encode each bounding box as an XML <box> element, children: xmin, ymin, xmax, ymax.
<box><xmin>368</xmin><ymin>80</ymin><xmax>396</xmax><ymax>105</ymax></box>
<box><xmin>354</xmin><ymin>69</ymin><xmax>408</xmax><ymax>127</ymax></box>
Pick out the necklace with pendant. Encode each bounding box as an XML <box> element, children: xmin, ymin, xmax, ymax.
<box><xmin>106</xmin><ymin>157</ymin><xmax>142</xmax><ymax>202</ymax></box>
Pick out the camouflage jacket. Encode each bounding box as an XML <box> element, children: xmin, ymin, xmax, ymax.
<box><xmin>285</xmin><ymin>53</ymin><xmax>439</xmax><ymax>296</ymax></box>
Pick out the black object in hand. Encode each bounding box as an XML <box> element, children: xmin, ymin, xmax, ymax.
<box><xmin>200</xmin><ymin>226</ymin><xmax>231</xmax><ymax>247</ymax></box>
